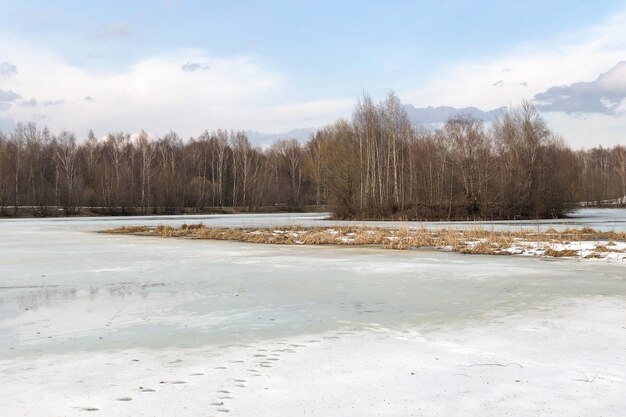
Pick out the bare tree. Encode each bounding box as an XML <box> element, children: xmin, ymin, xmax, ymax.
<box><xmin>443</xmin><ymin>115</ymin><xmax>491</xmax><ymax>215</ymax></box>
<box><xmin>54</xmin><ymin>131</ymin><xmax>80</xmax><ymax>210</ymax></box>
<box><xmin>135</xmin><ymin>131</ymin><xmax>156</xmax><ymax>211</ymax></box>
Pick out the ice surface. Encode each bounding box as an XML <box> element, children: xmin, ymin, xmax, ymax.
<box><xmin>1</xmin><ymin>209</ymin><xmax>626</xmax><ymax>416</ymax></box>
<box><xmin>2</xmin><ymin>207</ymin><xmax>626</xmax><ymax>232</ymax></box>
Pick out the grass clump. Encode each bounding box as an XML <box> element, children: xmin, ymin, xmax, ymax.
<box><xmin>102</xmin><ymin>225</ymin><xmax>151</xmax><ymax>234</ymax></box>
<box><xmin>543</xmin><ymin>248</ymin><xmax>579</xmax><ymax>257</ymax></box>
<box><xmin>101</xmin><ymin>224</ymin><xmax>626</xmax><ymax>260</ymax></box>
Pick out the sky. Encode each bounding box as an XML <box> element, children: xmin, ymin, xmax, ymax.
<box><xmin>1</xmin><ymin>0</ymin><xmax>626</xmax><ymax>148</ymax></box>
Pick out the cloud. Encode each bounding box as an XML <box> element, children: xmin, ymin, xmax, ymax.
<box><xmin>0</xmin><ymin>88</ymin><xmax>21</xmax><ymax>110</ymax></box>
<box><xmin>246</xmin><ymin>127</ymin><xmax>317</xmax><ymax>147</ymax></box>
<box><xmin>0</xmin><ymin>62</ymin><xmax>17</xmax><ymax>77</ymax></box>
<box><xmin>14</xmin><ymin>98</ymin><xmax>65</xmax><ymax>107</ymax></box>
<box><xmin>534</xmin><ymin>61</ymin><xmax>626</xmax><ymax>115</ymax></box>
<box><xmin>84</xmin><ymin>96</ymin><xmax>94</xmax><ymax>102</ymax></box>
<box><xmin>19</xmin><ymin>98</ymin><xmax>37</xmax><ymax>107</ymax></box>
<box><xmin>0</xmin><ymin>37</ymin><xmax>346</xmax><ymax>136</ymax></box>
<box><xmin>181</xmin><ymin>61</ymin><xmax>210</xmax><ymax>72</ymax></box>
<box><xmin>397</xmin><ymin>9</ymin><xmax>626</xmax><ymax>148</ymax></box>
<box><xmin>90</xmin><ymin>24</ymin><xmax>130</xmax><ymax>40</ymax></box>
<box><xmin>42</xmin><ymin>99</ymin><xmax>64</xmax><ymax>106</ymax></box>
<box><xmin>402</xmin><ymin>10</ymin><xmax>626</xmax><ymax>111</ymax></box>
<box><xmin>0</xmin><ymin>88</ymin><xmax>21</xmax><ymax>102</ymax></box>
<box><xmin>403</xmin><ymin>104</ymin><xmax>505</xmax><ymax>127</ymax></box>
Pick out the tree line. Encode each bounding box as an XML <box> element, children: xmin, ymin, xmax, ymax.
<box><xmin>0</xmin><ymin>94</ymin><xmax>624</xmax><ymax>219</ymax></box>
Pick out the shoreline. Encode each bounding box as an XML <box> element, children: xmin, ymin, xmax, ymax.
<box><xmin>103</xmin><ymin>224</ymin><xmax>626</xmax><ymax>262</ymax></box>
<box><xmin>3</xmin><ymin>205</ymin><xmax>624</xmax><ymax>220</ymax></box>
<box><xmin>0</xmin><ymin>206</ymin><xmax>324</xmax><ymax>219</ymax></box>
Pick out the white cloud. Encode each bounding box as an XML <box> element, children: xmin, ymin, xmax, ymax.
<box><xmin>181</xmin><ymin>61</ymin><xmax>210</xmax><ymax>72</ymax></box>
<box><xmin>403</xmin><ymin>11</ymin><xmax>626</xmax><ymax>109</ymax></box>
<box><xmin>0</xmin><ymin>61</ymin><xmax>17</xmax><ymax>77</ymax></box>
<box><xmin>401</xmin><ymin>9</ymin><xmax>626</xmax><ymax>147</ymax></box>
<box><xmin>0</xmin><ymin>88</ymin><xmax>20</xmax><ymax>102</ymax></box>
<box><xmin>0</xmin><ymin>35</ymin><xmax>351</xmax><ymax>138</ymax></box>
<box><xmin>18</xmin><ymin>98</ymin><xmax>37</xmax><ymax>107</ymax></box>
<box><xmin>0</xmin><ymin>88</ymin><xmax>21</xmax><ymax>110</ymax></box>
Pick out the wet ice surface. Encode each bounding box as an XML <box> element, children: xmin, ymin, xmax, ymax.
<box><xmin>1</xmin><ymin>209</ymin><xmax>626</xmax><ymax>416</ymax></box>
<box><xmin>2</xmin><ymin>206</ymin><xmax>626</xmax><ymax>232</ymax></box>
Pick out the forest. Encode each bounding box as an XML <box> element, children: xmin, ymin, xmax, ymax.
<box><xmin>0</xmin><ymin>94</ymin><xmax>625</xmax><ymax>220</ymax></box>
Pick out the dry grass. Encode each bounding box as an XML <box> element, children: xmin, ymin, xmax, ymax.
<box><xmin>101</xmin><ymin>224</ymin><xmax>626</xmax><ymax>260</ymax></box>
<box><xmin>543</xmin><ymin>248</ymin><xmax>579</xmax><ymax>257</ymax></box>
<box><xmin>102</xmin><ymin>225</ymin><xmax>152</xmax><ymax>234</ymax></box>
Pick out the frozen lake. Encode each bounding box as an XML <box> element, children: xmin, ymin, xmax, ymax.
<box><xmin>2</xmin><ymin>206</ymin><xmax>626</xmax><ymax>232</ymax></box>
<box><xmin>1</xmin><ymin>209</ymin><xmax>626</xmax><ymax>416</ymax></box>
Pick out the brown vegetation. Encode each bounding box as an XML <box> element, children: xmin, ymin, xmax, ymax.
<box><xmin>543</xmin><ymin>248</ymin><xmax>579</xmax><ymax>257</ymax></box>
<box><xmin>102</xmin><ymin>224</ymin><xmax>626</xmax><ymax>259</ymax></box>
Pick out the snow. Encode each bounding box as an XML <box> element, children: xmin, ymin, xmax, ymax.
<box><xmin>2</xmin><ymin>298</ymin><xmax>625</xmax><ymax>416</ymax></box>
<box><xmin>1</xmin><ymin>210</ymin><xmax>626</xmax><ymax>416</ymax></box>
<box><xmin>499</xmin><ymin>240</ymin><xmax>626</xmax><ymax>262</ymax></box>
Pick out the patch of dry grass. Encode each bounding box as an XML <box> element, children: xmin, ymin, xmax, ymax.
<box><xmin>543</xmin><ymin>248</ymin><xmax>579</xmax><ymax>257</ymax></box>
<box><xmin>101</xmin><ymin>225</ymin><xmax>152</xmax><ymax>234</ymax></box>
<box><xmin>101</xmin><ymin>224</ymin><xmax>626</xmax><ymax>260</ymax></box>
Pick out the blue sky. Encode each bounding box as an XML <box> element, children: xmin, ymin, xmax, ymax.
<box><xmin>1</xmin><ymin>0</ymin><xmax>626</xmax><ymax>147</ymax></box>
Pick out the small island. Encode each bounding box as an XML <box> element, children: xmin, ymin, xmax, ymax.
<box><xmin>104</xmin><ymin>224</ymin><xmax>626</xmax><ymax>261</ymax></box>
